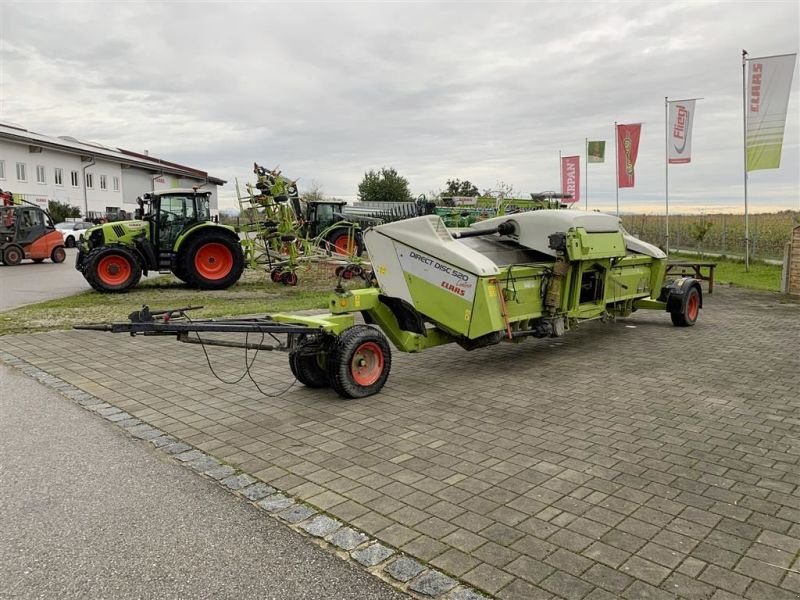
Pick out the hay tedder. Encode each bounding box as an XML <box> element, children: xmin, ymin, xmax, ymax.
<box><xmin>237</xmin><ymin>163</ymin><xmax>366</xmax><ymax>285</ymax></box>
<box><xmin>79</xmin><ymin>210</ymin><xmax>702</xmax><ymax>398</ymax></box>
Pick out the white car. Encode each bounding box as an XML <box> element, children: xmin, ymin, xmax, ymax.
<box><xmin>55</xmin><ymin>221</ymin><xmax>94</xmax><ymax>248</ymax></box>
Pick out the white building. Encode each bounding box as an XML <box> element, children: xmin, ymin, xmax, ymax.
<box><xmin>0</xmin><ymin>123</ymin><xmax>225</xmax><ymax>219</ymax></box>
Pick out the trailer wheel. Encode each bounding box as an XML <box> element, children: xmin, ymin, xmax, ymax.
<box><xmin>3</xmin><ymin>245</ymin><xmax>23</xmax><ymax>266</ymax></box>
<box><xmin>327</xmin><ymin>325</ymin><xmax>391</xmax><ymax>399</ymax></box>
<box><xmin>83</xmin><ymin>246</ymin><xmax>142</xmax><ymax>293</ymax></box>
<box><xmin>281</xmin><ymin>271</ymin><xmax>298</xmax><ymax>286</ymax></box>
<box><xmin>289</xmin><ymin>352</ymin><xmax>329</xmax><ymax>388</ymax></box>
<box><xmin>51</xmin><ymin>246</ymin><xmax>66</xmax><ymax>263</ymax></box>
<box><xmin>670</xmin><ymin>286</ymin><xmax>700</xmax><ymax>327</ymax></box>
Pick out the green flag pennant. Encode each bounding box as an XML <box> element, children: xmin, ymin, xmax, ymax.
<box><xmin>587</xmin><ymin>141</ymin><xmax>606</xmax><ymax>163</ymax></box>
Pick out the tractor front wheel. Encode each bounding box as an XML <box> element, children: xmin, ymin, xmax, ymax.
<box><xmin>2</xmin><ymin>245</ymin><xmax>24</xmax><ymax>266</ymax></box>
<box><xmin>83</xmin><ymin>246</ymin><xmax>142</xmax><ymax>293</ymax></box>
<box><xmin>670</xmin><ymin>286</ymin><xmax>701</xmax><ymax>327</ymax></box>
<box><xmin>51</xmin><ymin>246</ymin><xmax>66</xmax><ymax>263</ymax></box>
<box><xmin>327</xmin><ymin>325</ymin><xmax>391</xmax><ymax>399</ymax></box>
<box><xmin>179</xmin><ymin>231</ymin><xmax>244</xmax><ymax>290</ymax></box>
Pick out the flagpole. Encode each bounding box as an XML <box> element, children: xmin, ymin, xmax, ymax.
<box><xmin>559</xmin><ymin>149</ymin><xmax>562</xmax><ymax>198</ymax></box>
<box><xmin>742</xmin><ymin>49</ymin><xmax>750</xmax><ymax>272</ymax></box>
<box><xmin>585</xmin><ymin>138</ymin><xmax>588</xmax><ymax>211</ymax></box>
<box><xmin>665</xmin><ymin>97</ymin><xmax>670</xmax><ymax>256</ymax></box>
<box><xmin>614</xmin><ymin>122</ymin><xmax>619</xmax><ymax>215</ymax></box>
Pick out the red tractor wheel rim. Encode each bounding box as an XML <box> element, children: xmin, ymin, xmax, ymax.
<box><xmin>687</xmin><ymin>293</ymin><xmax>699</xmax><ymax>321</ymax></box>
<box><xmin>195</xmin><ymin>243</ymin><xmax>233</xmax><ymax>280</ymax></box>
<box><xmin>97</xmin><ymin>255</ymin><xmax>131</xmax><ymax>285</ymax></box>
<box><xmin>333</xmin><ymin>234</ymin><xmax>355</xmax><ymax>256</ymax></box>
<box><xmin>350</xmin><ymin>342</ymin><xmax>384</xmax><ymax>386</ymax></box>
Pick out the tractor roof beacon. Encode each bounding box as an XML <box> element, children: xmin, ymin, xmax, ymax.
<box><xmin>79</xmin><ymin>210</ymin><xmax>703</xmax><ymax>398</ymax></box>
<box><xmin>75</xmin><ymin>188</ymin><xmax>244</xmax><ymax>293</ymax></box>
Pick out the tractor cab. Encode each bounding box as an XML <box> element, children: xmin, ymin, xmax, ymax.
<box><xmin>137</xmin><ymin>189</ymin><xmax>213</xmax><ymax>251</ymax></box>
<box><xmin>302</xmin><ymin>200</ymin><xmax>347</xmax><ymax>238</ymax></box>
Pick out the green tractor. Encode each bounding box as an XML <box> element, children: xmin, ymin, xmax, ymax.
<box><xmin>76</xmin><ymin>188</ymin><xmax>244</xmax><ymax>293</ymax></box>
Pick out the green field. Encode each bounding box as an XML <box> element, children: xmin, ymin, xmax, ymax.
<box><xmin>670</xmin><ymin>251</ymin><xmax>783</xmax><ymax>292</ymax></box>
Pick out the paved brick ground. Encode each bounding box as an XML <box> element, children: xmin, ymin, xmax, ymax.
<box><xmin>2</xmin><ymin>286</ymin><xmax>799</xmax><ymax>599</ymax></box>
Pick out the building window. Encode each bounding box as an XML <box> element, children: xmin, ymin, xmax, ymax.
<box><xmin>0</xmin><ymin>160</ymin><xmax>5</xmax><ymax>179</ymax></box>
<box><xmin>16</xmin><ymin>162</ymin><xmax>27</xmax><ymax>182</ymax></box>
<box><xmin>85</xmin><ymin>173</ymin><xmax>94</xmax><ymax>189</ymax></box>
<box><xmin>113</xmin><ymin>176</ymin><xmax>119</xmax><ymax>191</ymax></box>
<box><xmin>36</xmin><ymin>165</ymin><xmax>46</xmax><ymax>184</ymax></box>
<box><xmin>99</xmin><ymin>174</ymin><xmax>107</xmax><ymax>190</ymax></box>
<box><xmin>54</xmin><ymin>168</ymin><xmax>63</xmax><ymax>186</ymax></box>
<box><xmin>71</xmin><ymin>170</ymin><xmax>80</xmax><ymax>187</ymax></box>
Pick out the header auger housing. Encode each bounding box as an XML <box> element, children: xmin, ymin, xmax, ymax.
<box><xmin>77</xmin><ymin>210</ymin><xmax>702</xmax><ymax>399</ymax></box>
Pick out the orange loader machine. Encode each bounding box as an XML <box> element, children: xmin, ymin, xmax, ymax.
<box><xmin>0</xmin><ymin>189</ymin><xmax>66</xmax><ymax>266</ymax></box>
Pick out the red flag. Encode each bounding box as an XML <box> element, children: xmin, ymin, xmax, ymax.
<box><xmin>616</xmin><ymin>123</ymin><xmax>642</xmax><ymax>188</ymax></box>
<box><xmin>560</xmin><ymin>155</ymin><xmax>580</xmax><ymax>204</ymax></box>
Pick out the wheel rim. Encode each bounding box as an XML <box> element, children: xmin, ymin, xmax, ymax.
<box><xmin>6</xmin><ymin>249</ymin><xmax>21</xmax><ymax>264</ymax></box>
<box><xmin>194</xmin><ymin>242</ymin><xmax>233</xmax><ymax>280</ymax></box>
<box><xmin>97</xmin><ymin>255</ymin><xmax>132</xmax><ymax>285</ymax></box>
<box><xmin>332</xmin><ymin>234</ymin><xmax>355</xmax><ymax>256</ymax></box>
<box><xmin>686</xmin><ymin>292</ymin><xmax>699</xmax><ymax>321</ymax></box>
<box><xmin>54</xmin><ymin>248</ymin><xmax>66</xmax><ymax>262</ymax></box>
<box><xmin>350</xmin><ymin>342</ymin><xmax>384</xmax><ymax>386</ymax></box>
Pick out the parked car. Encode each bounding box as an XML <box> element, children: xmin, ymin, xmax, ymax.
<box><xmin>55</xmin><ymin>221</ymin><xmax>94</xmax><ymax>248</ymax></box>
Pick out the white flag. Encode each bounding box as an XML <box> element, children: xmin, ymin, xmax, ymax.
<box><xmin>668</xmin><ymin>100</ymin><xmax>696</xmax><ymax>164</ymax></box>
<box><xmin>747</xmin><ymin>53</ymin><xmax>797</xmax><ymax>171</ymax></box>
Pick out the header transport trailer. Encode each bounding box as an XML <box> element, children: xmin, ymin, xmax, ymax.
<box><xmin>79</xmin><ymin>210</ymin><xmax>702</xmax><ymax>399</ymax></box>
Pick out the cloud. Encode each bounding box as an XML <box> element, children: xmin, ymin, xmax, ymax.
<box><xmin>1</xmin><ymin>1</ymin><xmax>797</xmax><ymax>214</ymax></box>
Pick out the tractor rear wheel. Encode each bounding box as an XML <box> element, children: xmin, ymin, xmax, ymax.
<box><xmin>2</xmin><ymin>245</ymin><xmax>24</xmax><ymax>266</ymax></box>
<box><xmin>327</xmin><ymin>228</ymin><xmax>363</xmax><ymax>257</ymax></box>
<box><xmin>179</xmin><ymin>231</ymin><xmax>244</xmax><ymax>290</ymax></box>
<box><xmin>327</xmin><ymin>325</ymin><xmax>391</xmax><ymax>399</ymax></box>
<box><xmin>51</xmin><ymin>246</ymin><xmax>66</xmax><ymax>263</ymax></box>
<box><xmin>83</xmin><ymin>246</ymin><xmax>142</xmax><ymax>293</ymax></box>
<box><xmin>670</xmin><ymin>286</ymin><xmax>700</xmax><ymax>327</ymax></box>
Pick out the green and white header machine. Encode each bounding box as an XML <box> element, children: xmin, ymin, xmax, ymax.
<box><xmin>81</xmin><ymin>210</ymin><xmax>702</xmax><ymax>398</ymax></box>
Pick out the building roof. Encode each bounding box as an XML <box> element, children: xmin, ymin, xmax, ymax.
<box><xmin>0</xmin><ymin>122</ymin><xmax>226</xmax><ymax>186</ymax></box>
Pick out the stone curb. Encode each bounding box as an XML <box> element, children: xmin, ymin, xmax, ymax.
<box><xmin>0</xmin><ymin>350</ymin><xmax>494</xmax><ymax>600</ymax></box>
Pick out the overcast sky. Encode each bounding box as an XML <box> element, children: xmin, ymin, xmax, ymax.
<box><xmin>1</xmin><ymin>1</ymin><xmax>798</xmax><ymax>214</ymax></box>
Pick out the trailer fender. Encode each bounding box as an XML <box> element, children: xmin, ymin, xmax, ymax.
<box><xmin>377</xmin><ymin>295</ymin><xmax>426</xmax><ymax>335</ymax></box>
<box><xmin>659</xmin><ymin>277</ymin><xmax>703</xmax><ymax>313</ymax></box>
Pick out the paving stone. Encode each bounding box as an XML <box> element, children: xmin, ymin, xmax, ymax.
<box><xmin>431</xmin><ymin>549</ymin><xmax>481</xmax><ymax>577</ymax></box>
<box><xmin>163</xmin><ymin>442</ymin><xmax>192</xmax><ymax>455</ymax></box>
<box><xmin>496</xmin><ymin>579</ymin><xmax>554</xmax><ymax>600</ymax></box>
<box><xmin>327</xmin><ymin>527</ymin><xmax>369</xmax><ymax>551</ymax></box>
<box><xmin>744</xmin><ymin>580</ymin><xmax>798</xmax><ymax>600</ymax></box>
<box><xmin>621</xmin><ymin>555</ymin><xmax>672</xmax><ymax>586</ymax></box>
<box><xmin>204</xmin><ymin>465</ymin><xmax>236</xmax><ymax>480</ymax></box>
<box><xmin>278</xmin><ymin>504</ymin><xmax>317</xmax><ymax>524</ymax></box>
<box><xmin>583</xmin><ymin>563</ymin><xmax>634</xmax><ymax>594</ymax></box>
<box><xmin>149</xmin><ymin>435</ymin><xmax>175</xmax><ymax>448</ymax></box>
<box><xmin>385</xmin><ymin>556</ymin><xmax>424</xmax><ymax>582</ymax></box>
<box><xmin>257</xmin><ymin>494</ymin><xmax>294</xmax><ymax>513</ymax></box>
<box><xmin>352</xmin><ymin>543</ymin><xmax>395</xmax><ymax>567</ymax></box>
<box><xmin>241</xmin><ymin>482</ymin><xmax>276</xmax><ymax>501</ymax></box>
<box><xmin>189</xmin><ymin>456</ymin><xmax>220</xmax><ymax>472</ymax></box>
<box><xmin>462</xmin><ymin>563</ymin><xmax>515</xmax><ymax>595</ymax></box>
<box><xmin>104</xmin><ymin>411</ymin><xmax>132</xmax><ymax>422</ymax></box>
<box><xmin>409</xmin><ymin>570</ymin><xmax>458</xmax><ymax>597</ymax></box>
<box><xmin>447</xmin><ymin>587</ymin><xmax>491</xmax><ymax>600</ymax></box>
<box><xmin>539</xmin><ymin>570</ymin><xmax>594</xmax><ymax>600</ymax></box>
<box><xmin>221</xmin><ymin>474</ymin><xmax>256</xmax><ymax>490</ymax></box>
<box><xmin>301</xmin><ymin>515</ymin><xmax>341</xmax><ymax>538</ymax></box>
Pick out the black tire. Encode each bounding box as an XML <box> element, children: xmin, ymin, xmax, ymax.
<box><xmin>3</xmin><ymin>245</ymin><xmax>23</xmax><ymax>266</ymax></box>
<box><xmin>178</xmin><ymin>230</ymin><xmax>244</xmax><ymax>290</ymax></box>
<box><xmin>51</xmin><ymin>246</ymin><xmax>66</xmax><ymax>263</ymax></box>
<box><xmin>289</xmin><ymin>352</ymin><xmax>329</xmax><ymax>388</ymax></box>
<box><xmin>670</xmin><ymin>286</ymin><xmax>700</xmax><ymax>327</ymax></box>
<box><xmin>83</xmin><ymin>246</ymin><xmax>142</xmax><ymax>293</ymax></box>
<box><xmin>326</xmin><ymin>228</ymin><xmax>364</xmax><ymax>257</ymax></box>
<box><xmin>327</xmin><ymin>325</ymin><xmax>391</xmax><ymax>399</ymax></box>
<box><xmin>65</xmin><ymin>235</ymin><xmax>76</xmax><ymax>248</ymax></box>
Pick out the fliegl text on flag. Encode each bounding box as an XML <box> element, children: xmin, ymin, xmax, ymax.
<box><xmin>560</xmin><ymin>155</ymin><xmax>580</xmax><ymax>204</ymax></box>
<box><xmin>616</xmin><ymin>123</ymin><xmax>642</xmax><ymax>188</ymax></box>
<box><xmin>746</xmin><ymin>53</ymin><xmax>797</xmax><ymax>171</ymax></box>
<box><xmin>668</xmin><ymin>100</ymin><xmax>696</xmax><ymax>164</ymax></box>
